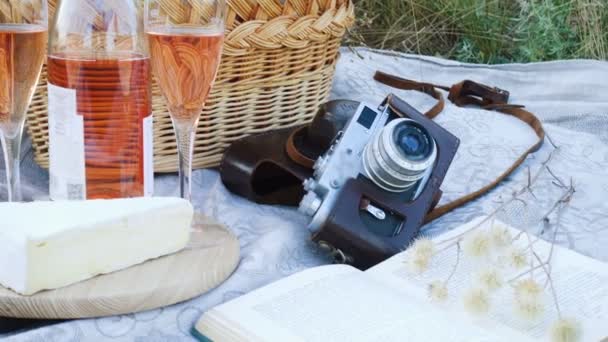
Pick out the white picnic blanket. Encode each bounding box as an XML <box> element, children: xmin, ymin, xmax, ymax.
<box><xmin>2</xmin><ymin>48</ymin><xmax>608</xmax><ymax>341</ymax></box>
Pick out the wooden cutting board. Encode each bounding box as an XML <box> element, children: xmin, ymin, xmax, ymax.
<box><xmin>0</xmin><ymin>214</ymin><xmax>240</xmax><ymax>319</ymax></box>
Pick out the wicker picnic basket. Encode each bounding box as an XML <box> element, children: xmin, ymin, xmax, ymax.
<box><xmin>25</xmin><ymin>0</ymin><xmax>354</xmax><ymax>172</ymax></box>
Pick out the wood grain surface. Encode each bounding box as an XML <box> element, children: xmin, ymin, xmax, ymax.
<box><xmin>0</xmin><ymin>214</ymin><xmax>240</xmax><ymax>319</ymax></box>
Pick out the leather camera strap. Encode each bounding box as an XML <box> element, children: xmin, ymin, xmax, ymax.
<box><xmin>373</xmin><ymin>71</ymin><xmax>545</xmax><ymax>221</ymax></box>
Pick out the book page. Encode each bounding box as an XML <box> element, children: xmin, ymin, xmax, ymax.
<box><xmin>367</xmin><ymin>216</ymin><xmax>608</xmax><ymax>341</ymax></box>
<box><xmin>198</xmin><ymin>264</ymin><xmax>528</xmax><ymax>342</ymax></box>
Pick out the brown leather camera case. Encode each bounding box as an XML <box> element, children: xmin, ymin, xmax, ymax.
<box><xmin>220</xmin><ymin>100</ymin><xmax>360</xmax><ymax>206</ymax></box>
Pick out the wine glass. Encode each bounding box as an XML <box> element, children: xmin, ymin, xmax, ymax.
<box><xmin>145</xmin><ymin>0</ymin><xmax>226</xmax><ymax>201</ymax></box>
<box><xmin>0</xmin><ymin>1</ymin><xmax>47</xmax><ymax>202</ymax></box>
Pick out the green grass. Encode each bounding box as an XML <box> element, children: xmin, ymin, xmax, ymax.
<box><xmin>347</xmin><ymin>0</ymin><xmax>607</xmax><ymax>63</ymax></box>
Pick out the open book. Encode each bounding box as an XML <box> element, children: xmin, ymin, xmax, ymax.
<box><xmin>194</xmin><ymin>217</ymin><xmax>608</xmax><ymax>341</ymax></box>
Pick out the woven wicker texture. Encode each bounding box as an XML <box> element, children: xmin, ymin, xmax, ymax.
<box><xmin>25</xmin><ymin>0</ymin><xmax>354</xmax><ymax>172</ymax></box>
<box><xmin>0</xmin><ymin>1</ymin><xmax>37</xmax><ymax>22</ymax></box>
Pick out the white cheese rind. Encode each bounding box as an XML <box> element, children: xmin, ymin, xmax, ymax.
<box><xmin>0</xmin><ymin>197</ymin><xmax>193</xmax><ymax>295</ymax></box>
<box><xmin>0</xmin><ymin>231</ymin><xmax>27</xmax><ymax>295</ymax></box>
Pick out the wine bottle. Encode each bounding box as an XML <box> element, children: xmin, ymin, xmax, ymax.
<box><xmin>47</xmin><ymin>0</ymin><xmax>153</xmax><ymax>200</ymax></box>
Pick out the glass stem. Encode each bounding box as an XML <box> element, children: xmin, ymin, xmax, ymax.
<box><xmin>173</xmin><ymin>120</ymin><xmax>197</xmax><ymax>202</ymax></box>
<box><xmin>0</xmin><ymin>123</ymin><xmax>24</xmax><ymax>202</ymax></box>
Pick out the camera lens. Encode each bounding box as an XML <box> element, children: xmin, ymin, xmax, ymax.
<box><xmin>394</xmin><ymin>124</ymin><xmax>432</xmax><ymax>161</ymax></box>
<box><xmin>363</xmin><ymin>119</ymin><xmax>436</xmax><ymax>192</ymax></box>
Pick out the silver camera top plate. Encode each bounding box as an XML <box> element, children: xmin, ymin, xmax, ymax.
<box><xmin>299</xmin><ymin>103</ymin><xmax>390</xmax><ymax>232</ymax></box>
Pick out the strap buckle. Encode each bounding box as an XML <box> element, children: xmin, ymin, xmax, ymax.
<box><xmin>450</xmin><ymin>80</ymin><xmax>510</xmax><ymax>106</ymax></box>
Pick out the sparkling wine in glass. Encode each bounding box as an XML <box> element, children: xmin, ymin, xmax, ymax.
<box><xmin>145</xmin><ymin>0</ymin><xmax>226</xmax><ymax>201</ymax></box>
<box><xmin>0</xmin><ymin>1</ymin><xmax>47</xmax><ymax>201</ymax></box>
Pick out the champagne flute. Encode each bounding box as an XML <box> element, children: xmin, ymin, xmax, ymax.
<box><xmin>145</xmin><ymin>0</ymin><xmax>226</xmax><ymax>201</ymax></box>
<box><xmin>0</xmin><ymin>0</ymin><xmax>47</xmax><ymax>202</ymax></box>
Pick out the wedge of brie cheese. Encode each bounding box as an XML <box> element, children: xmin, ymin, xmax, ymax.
<box><xmin>0</xmin><ymin>197</ymin><xmax>193</xmax><ymax>295</ymax></box>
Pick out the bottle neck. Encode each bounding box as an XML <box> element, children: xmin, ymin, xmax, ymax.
<box><xmin>49</xmin><ymin>0</ymin><xmax>146</xmax><ymax>57</ymax></box>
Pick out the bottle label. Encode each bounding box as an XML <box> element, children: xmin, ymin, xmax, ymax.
<box><xmin>48</xmin><ymin>83</ymin><xmax>155</xmax><ymax>199</ymax></box>
<box><xmin>143</xmin><ymin>114</ymin><xmax>154</xmax><ymax>196</ymax></box>
<box><xmin>48</xmin><ymin>83</ymin><xmax>86</xmax><ymax>200</ymax></box>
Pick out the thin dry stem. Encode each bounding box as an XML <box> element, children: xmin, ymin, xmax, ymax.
<box><xmin>508</xmin><ymin>262</ymin><xmax>550</xmax><ymax>283</ymax></box>
<box><xmin>444</xmin><ymin>243</ymin><xmax>461</xmax><ymax>284</ymax></box>
<box><xmin>437</xmin><ymin>149</ymin><xmax>558</xmax><ymax>248</ymax></box>
<box><xmin>433</xmin><ymin>144</ymin><xmax>576</xmax><ymax>325</ymax></box>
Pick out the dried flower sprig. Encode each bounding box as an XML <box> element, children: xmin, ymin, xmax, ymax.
<box><xmin>433</xmin><ymin>150</ymin><xmax>559</xmax><ymax>250</ymax></box>
<box><xmin>406</xmin><ymin>147</ymin><xmax>582</xmax><ymax>341</ymax></box>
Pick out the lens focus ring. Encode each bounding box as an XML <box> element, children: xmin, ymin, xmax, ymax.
<box><xmin>363</xmin><ymin>119</ymin><xmax>436</xmax><ymax>193</ymax></box>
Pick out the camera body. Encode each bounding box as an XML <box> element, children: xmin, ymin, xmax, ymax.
<box><xmin>299</xmin><ymin>95</ymin><xmax>460</xmax><ymax>269</ymax></box>
<box><xmin>300</xmin><ymin>102</ymin><xmax>437</xmax><ymax>236</ymax></box>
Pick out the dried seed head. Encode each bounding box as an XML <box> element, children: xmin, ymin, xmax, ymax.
<box><xmin>550</xmin><ymin>318</ymin><xmax>581</xmax><ymax>342</ymax></box>
<box><xmin>463</xmin><ymin>231</ymin><xmax>491</xmax><ymax>258</ymax></box>
<box><xmin>407</xmin><ymin>255</ymin><xmax>430</xmax><ymax>274</ymax></box>
<box><xmin>409</xmin><ymin>237</ymin><xmax>435</xmax><ymax>259</ymax></box>
<box><xmin>507</xmin><ymin>247</ymin><xmax>529</xmax><ymax>269</ymax></box>
<box><xmin>428</xmin><ymin>281</ymin><xmax>449</xmax><ymax>303</ymax></box>
<box><xmin>477</xmin><ymin>269</ymin><xmax>503</xmax><ymax>292</ymax></box>
<box><xmin>514</xmin><ymin>296</ymin><xmax>545</xmax><ymax>321</ymax></box>
<box><xmin>515</xmin><ymin>278</ymin><xmax>543</xmax><ymax>300</ymax></box>
<box><xmin>405</xmin><ymin>238</ymin><xmax>435</xmax><ymax>274</ymax></box>
<box><xmin>463</xmin><ymin>288</ymin><xmax>491</xmax><ymax>315</ymax></box>
<box><xmin>490</xmin><ymin>222</ymin><xmax>512</xmax><ymax>248</ymax></box>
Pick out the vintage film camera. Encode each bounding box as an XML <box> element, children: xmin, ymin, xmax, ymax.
<box><xmin>219</xmin><ymin>94</ymin><xmax>460</xmax><ymax>269</ymax></box>
<box><xmin>299</xmin><ymin>95</ymin><xmax>460</xmax><ymax>269</ymax></box>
